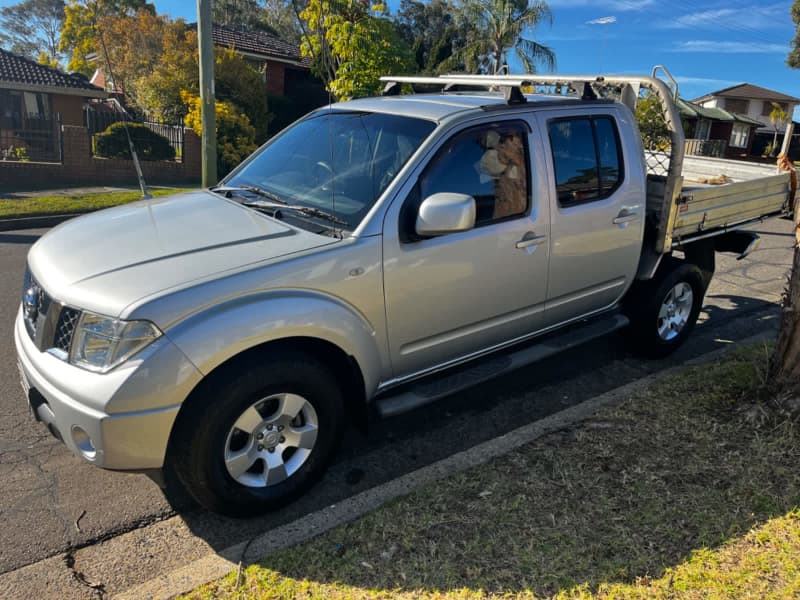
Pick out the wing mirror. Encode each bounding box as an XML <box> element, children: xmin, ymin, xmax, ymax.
<box><xmin>415</xmin><ymin>192</ymin><xmax>476</xmax><ymax>237</ymax></box>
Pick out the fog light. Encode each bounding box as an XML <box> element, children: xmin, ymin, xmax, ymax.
<box><xmin>71</xmin><ymin>426</ymin><xmax>97</xmax><ymax>460</ymax></box>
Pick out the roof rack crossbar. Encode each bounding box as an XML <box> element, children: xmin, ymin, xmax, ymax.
<box><xmin>379</xmin><ymin>75</ymin><xmax>532</xmax><ymax>105</ymax></box>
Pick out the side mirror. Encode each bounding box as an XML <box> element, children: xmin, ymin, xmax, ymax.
<box><xmin>415</xmin><ymin>192</ymin><xmax>476</xmax><ymax>237</ymax></box>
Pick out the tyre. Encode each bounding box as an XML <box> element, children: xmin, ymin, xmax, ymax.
<box><xmin>167</xmin><ymin>350</ymin><xmax>344</xmax><ymax>517</ymax></box>
<box><xmin>624</xmin><ymin>258</ymin><xmax>706</xmax><ymax>358</ymax></box>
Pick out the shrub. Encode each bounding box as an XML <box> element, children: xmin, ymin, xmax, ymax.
<box><xmin>182</xmin><ymin>90</ymin><xmax>257</xmax><ymax>177</ymax></box>
<box><xmin>94</xmin><ymin>122</ymin><xmax>176</xmax><ymax>161</ymax></box>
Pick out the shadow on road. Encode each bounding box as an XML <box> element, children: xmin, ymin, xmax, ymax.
<box><xmin>0</xmin><ymin>233</ymin><xmax>42</xmax><ymax>244</ymax></box>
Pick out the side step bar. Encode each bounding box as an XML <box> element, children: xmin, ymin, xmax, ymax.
<box><xmin>374</xmin><ymin>313</ymin><xmax>629</xmax><ymax>418</ymax></box>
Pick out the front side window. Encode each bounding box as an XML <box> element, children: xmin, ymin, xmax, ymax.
<box><xmin>418</xmin><ymin>122</ymin><xmax>530</xmax><ymax>226</ymax></box>
<box><xmin>548</xmin><ymin>116</ymin><xmax>623</xmax><ymax>207</ymax></box>
<box><xmin>226</xmin><ymin>111</ymin><xmax>435</xmax><ymax>231</ymax></box>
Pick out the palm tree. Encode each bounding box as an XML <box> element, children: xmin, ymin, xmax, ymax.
<box><xmin>769</xmin><ymin>102</ymin><xmax>790</xmax><ymax>156</ymax></box>
<box><xmin>459</xmin><ymin>0</ymin><xmax>555</xmax><ymax>74</ymax></box>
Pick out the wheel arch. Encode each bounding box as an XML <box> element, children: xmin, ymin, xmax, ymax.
<box><xmin>167</xmin><ymin>335</ymin><xmax>369</xmax><ymax>465</ymax></box>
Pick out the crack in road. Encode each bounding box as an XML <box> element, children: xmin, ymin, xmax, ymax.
<box><xmin>64</xmin><ymin>552</ymin><xmax>106</xmax><ymax>600</ymax></box>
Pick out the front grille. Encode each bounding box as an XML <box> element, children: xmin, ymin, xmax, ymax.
<box><xmin>54</xmin><ymin>307</ymin><xmax>81</xmax><ymax>353</ymax></box>
<box><xmin>22</xmin><ymin>267</ymin><xmax>81</xmax><ymax>356</ymax></box>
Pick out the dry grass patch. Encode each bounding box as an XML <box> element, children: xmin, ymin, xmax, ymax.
<box><xmin>185</xmin><ymin>344</ymin><xmax>800</xmax><ymax>599</ymax></box>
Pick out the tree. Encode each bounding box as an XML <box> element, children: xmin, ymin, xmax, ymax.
<box><xmin>262</xmin><ymin>0</ymin><xmax>303</xmax><ymax>44</ymax></box>
<box><xmin>96</xmin><ymin>8</ymin><xmax>168</xmax><ymax>102</ymax></box>
<box><xmin>300</xmin><ymin>0</ymin><xmax>414</xmax><ymax>100</ymax></box>
<box><xmin>0</xmin><ymin>0</ymin><xmax>65</xmax><ymax>66</ymax></box>
<box><xmin>215</xmin><ymin>47</ymin><xmax>271</xmax><ymax>140</ymax></box>
<box><xmin>59</xmin><ymin>0</ymin><xmax>154</xmax><ymax>76</ymax></box>
<box><xmin>458</xmin><ymin>0</ymin><xmax>555</xmax><ymax>74</ymax></box>
<box><xmin>789</xmin><ymin>0</ymin><xmax>800</xmax><ymax>69</ymax></box>
<box><xmin>212</xmin><ymin>0</ymin><xmax>261</xmax><ymax>29</ymax></box>
<box><xmin>772</xmin><ymin>0</ymin><xmax>800</xmax><ymax>388</ymax></box>
<box><xmin>394</xmin><ymin>0</ymin><xmax>472</xmax><ymax>74</ymax></box>
<box><xmin>182</xmin><ymin>90</ymin><xmax>257</xmax><ymax>177</ymax></box>
<box><xmin>134</xmin><ymin>24</ymin><xmax>198</xmax><ymax>122</ymax></box>
<box><xmin>769</xmin><ymin>102</ymin><xmax>790</xmax><ymax>156</ymax></box>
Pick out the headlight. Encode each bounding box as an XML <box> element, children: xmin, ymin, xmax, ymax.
<box><xmin>70</xmin><ymin>311</ymin><xmax>162</xmax><ymax>373</ymax></box>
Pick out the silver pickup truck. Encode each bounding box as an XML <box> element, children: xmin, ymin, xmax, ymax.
<box><xmin>15</xmin><ymin>69</ymin><xmax>792</xmax><ymax>516</ymax></box>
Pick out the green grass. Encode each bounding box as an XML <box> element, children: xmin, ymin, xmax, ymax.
<box><xmin>184</xmin><ymin>344</ymin><xmax>800</xmax><ymax>599</ymax></box>
<box><xmin>0</xmin><ymin>188</ymin><xmax>190</xmax><ymax>219</ymax></box>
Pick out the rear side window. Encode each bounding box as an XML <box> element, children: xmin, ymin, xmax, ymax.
<box><xmin>548</xmin><ymin>116</ymin><xmax>623</xmax><ymax>207</ymax></box>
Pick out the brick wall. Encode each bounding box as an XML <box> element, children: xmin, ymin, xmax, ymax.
<box><xmin>266</xmin><ymin>60</ymin><xmax>286</xmax><ymax>96</ymax></box>
<box><xmin>0</xmin><ymin>125</ymin><xmax>201</xmax><ymax>190</ymax></box>
<box><xmin>50</xmin><ymin>95</ymin><xmax>85</xmax><ymax>126</ymax></box>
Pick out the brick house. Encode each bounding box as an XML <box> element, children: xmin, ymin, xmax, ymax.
<box><xmin>210</xmin><ymin>24</ymin><xmax>314</xmax><ymax>97</ymax></box>
<box><xmin>0</xmin><ymin>48</ymin><xmax>107</xmax><ymax>161</ymax></box>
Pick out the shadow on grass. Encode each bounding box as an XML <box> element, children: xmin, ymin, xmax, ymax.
<box><xmin>246</xmin><ymin>345</ymin><xmax>798</xmax><ymax>597</ymax></box>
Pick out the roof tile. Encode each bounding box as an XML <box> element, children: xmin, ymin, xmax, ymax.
<box><xmin>211</xmin><ymin>25</ymin><xmax>310</xmax><ymax>67</ymax></box>
<box><xmin>0</xmin><ymin>48</ymin><xmax>105</xmax><ymax>92</ymax></box>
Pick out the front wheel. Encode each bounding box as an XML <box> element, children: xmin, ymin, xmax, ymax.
<box><xmin>167</xmin><ymin>350</ymin><xmax>344</xmax><ymax>517</ymax></box>
<box><xmin>624</xmin><ymin>259</ymin><xmax>706</xmax><ymax>358</ymax></box>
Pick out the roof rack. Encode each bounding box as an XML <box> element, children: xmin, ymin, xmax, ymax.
<box><xmin>380</xmin><ymin>75</ymin><xmax>533</xmax><ymax>104</ymax></box>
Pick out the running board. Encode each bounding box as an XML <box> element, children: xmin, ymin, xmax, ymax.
<box><xmin>374</xmin><ymin>313</ymin><xmax>629</xmax><ymax>418</ymax></box>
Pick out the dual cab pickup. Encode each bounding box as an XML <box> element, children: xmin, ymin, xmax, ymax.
<box><xmin>15</xmin><ymin>69</ymin><xmax>792</xmax><ymax>516</ymax></box>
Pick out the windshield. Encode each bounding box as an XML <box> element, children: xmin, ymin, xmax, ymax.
<box><xmin>224</xmin><ymin>111</ymin><xmax>436</xmax><ymax>231</ymax></box>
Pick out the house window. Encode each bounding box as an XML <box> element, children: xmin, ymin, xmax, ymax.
<box><xmin>0</xmin><ymin>90</ymin><xmax>51</xmax><ymax>127</ymax></box>
<box><xmin>725</xmin><ymin>98</ymin><xmax>749</xmax><ymax>114</ymax></box>
<box><xmin>730</xmin><ymin>123</ymin><xmax>750</xmax><ymax>148</ymax></box>
<box><xmin>695</xmin><ymin>119</ymin><xmax>711</xmax><ymax>141</ymax></box>
<box><xmin>762</xmin><ymin>101</ymin><xmax>789</xmax><ymax>117</ymax></box>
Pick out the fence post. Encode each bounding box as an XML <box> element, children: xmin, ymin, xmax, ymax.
<box><xmin>57</xmin><ymin>113</ymin><xmax>63</xmax><ymax>163</ymax></box>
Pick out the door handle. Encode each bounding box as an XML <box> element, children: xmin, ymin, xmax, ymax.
<box><xmin>516</xmin><ymin>232</ymin><xmax>547</xmax><ymax>249</ymax></box>
<box><xmin>613</xmin><ymin>210</ymin><xmax>639</xmax><ymax>225</ymax></box>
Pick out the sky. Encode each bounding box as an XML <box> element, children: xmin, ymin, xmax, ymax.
<box><xmin>3</xmin><ymin>0</ymin><xmax>800</xmax><ymax>112</ymax></box>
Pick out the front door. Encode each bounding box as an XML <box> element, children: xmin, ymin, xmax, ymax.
<box><xmin>382</xmin><ymin>119</ymin><xmax>551</xmax><ymax>377</ymax></box>
<box><xmin>538</xmin><ymin>111</ymin><xmax>644</xmax><ymax>326</ymax></box>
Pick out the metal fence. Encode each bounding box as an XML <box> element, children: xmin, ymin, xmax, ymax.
<box><xmin>0</xmin><ymin>113</ymin><xmax>62</xmax><ymax>163</ymax></box>
<box><xmin>84</xmin><ymin>108</ymin><xmax>184</xmax><ymax>162</ymax></box>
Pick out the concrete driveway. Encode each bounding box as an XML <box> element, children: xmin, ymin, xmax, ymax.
<box><xmin>0</xmin><ymin>217</ymin><xmax>793</xmax><ymax>597</ymax></box>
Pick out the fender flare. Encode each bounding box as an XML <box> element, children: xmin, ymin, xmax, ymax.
<box><xmin>165</xmin><ymin>289</ymin><xmax>384</xmax><ymax>398</ymax></box>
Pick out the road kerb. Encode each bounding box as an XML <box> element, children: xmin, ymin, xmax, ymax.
<box><xmin>115</xmin><ymin>330</ymin><xmax>775</xmax><ymax>600</ymax></box>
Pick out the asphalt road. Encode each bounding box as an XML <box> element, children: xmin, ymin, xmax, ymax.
<box><xmin>0</xmin><ymin>217</ymin><xmax>794</xmax><ymax>583</ymax></box>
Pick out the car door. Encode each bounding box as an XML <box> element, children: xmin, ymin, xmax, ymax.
<box><xmin>382</xmin><ymin>118</ymin><xmax>551</xmax><ymax>378</ymax></box>
<box><xmin>537</xmin><ymin>109</ymin><xmax>645</xmax><ymax>326</ymax></box>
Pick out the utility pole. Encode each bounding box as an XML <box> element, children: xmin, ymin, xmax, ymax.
<box><xmin>197</xmin><ymin>0</ymin><xmax>217</xmax><ymax>187</ymax></box>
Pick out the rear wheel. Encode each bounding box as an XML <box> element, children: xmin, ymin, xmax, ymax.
<box><xmin>624</xmin><ymin>258</ymin><xmax>706</xmax><ymax>358</ymax></box>
<box><xmin>168</xmin><ymin>350</ymin><xmax>344</xmax><ymax>517</ymax></box>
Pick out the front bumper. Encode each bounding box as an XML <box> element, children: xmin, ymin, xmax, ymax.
<box><xmin>14</xmin><ymin>307</ymin><xmax>203</xmax><ymax>470</ymax></box>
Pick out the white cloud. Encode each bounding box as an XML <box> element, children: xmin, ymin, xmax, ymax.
<box><xmin>664</xmin><ymin>3</ymin><xmax>786</xmax><ymax>30</ymax></box>
<box><xmin>672</xmin><ymin>40</ymin><xmax>787</xmax><ymax>54</ymax></box>
<box><xmin>587</xmin><ymin>16</ymin><xmax>617</xmax><ymax>25</ymax></box>
<box><xmin>547</xmin><ymin>0</ymin><xmax>653</xmax><ymax>11</ymax></box>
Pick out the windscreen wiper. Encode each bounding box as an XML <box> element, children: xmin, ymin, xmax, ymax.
<box><xmin>240</xmin><ymin>199</ymin><xmax>349</xmax><ymax>227</ymax></box>
<box><xmin>211</xmin><ymin>184</ymin><xmax>289</xmax><ymax>205</ymax></box>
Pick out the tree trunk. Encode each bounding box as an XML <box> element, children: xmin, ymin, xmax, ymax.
<box><xmin>770</xmin><ymin>218</ymin><xmax>800</xmax><ymax>387</ymax></box>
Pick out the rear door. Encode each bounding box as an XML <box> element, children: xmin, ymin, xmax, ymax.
<box><xmin>536</xmin><ymin>108</ymin><xmax>646</xmax><ymax>326</ymax></box>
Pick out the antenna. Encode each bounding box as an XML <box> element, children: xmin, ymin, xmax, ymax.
<box><xmin>93</xmin><ymin>1</ymin><xmax>150</xmax><ymax>199</ymax></box>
